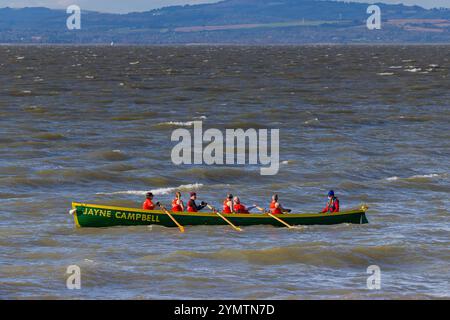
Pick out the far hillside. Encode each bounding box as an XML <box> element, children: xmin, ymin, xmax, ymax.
<box><xmin>1</xmin><ymin>0</ymin><xmax>450</xmax><ymax>43</ymax></box>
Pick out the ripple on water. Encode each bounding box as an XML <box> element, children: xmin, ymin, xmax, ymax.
<box><xmin>154</xmin><ymin>244</ymin><xmax>430</xmax><ymax>268</ymax></box>
<box><xmin>87</xmin><ymin>150</ymin><xmax>130</xmax><ymax>161</ymax></box>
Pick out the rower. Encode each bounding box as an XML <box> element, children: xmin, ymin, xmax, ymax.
<box><xmin>269</xmin><ymin>194</ymin><xmax>290</xmax><ymax>214</ymax></box>
<box><xmin>321</xmin><ymin>190</ymin><xmax>339</xmax><ymax>213</ymax></box>
<box><xmin>142</xmin><ymin>192</ymin><xmax>160</xmax><ymax>210</ymax></box>
<box><xmin>233</xmin><ymin>196</ymin><xmax>256</xmax><ymax>214</ymax></box>
<box><xmin>171</xmin><ymin>191</ymin><xmax>184</xmax><ymax>212</ymax></box>
<box><xmin>186</xmin><ymin>192</ymin><xmax>207</xmax><ymax>213</ymax></box>
<box><xmin>222</xmin><ymin>194</ymin><xmax>234</xmax><ymax>214</ymax></box>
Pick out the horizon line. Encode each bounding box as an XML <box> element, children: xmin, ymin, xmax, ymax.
<box><xmin>1</xmin><ymin>1</ymin><xmax>450</xmax><ymax>15</ymax></box>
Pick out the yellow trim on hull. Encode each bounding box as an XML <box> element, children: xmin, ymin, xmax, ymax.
<box><xmin>71</xmin><ymin>202</ymin><xmax>367</xmax><ymax>220</ymax></box>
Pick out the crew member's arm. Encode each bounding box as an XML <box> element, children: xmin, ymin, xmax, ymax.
<box><xmin>179</xmin><ymin>200</ymin><xmax>185</xmax><ymax>211</ymax></box>
<box><xmin>228</xmin><ymin>200</ymin><xmax>234</xmax><ymax>213</ymax></box>
<box><xmin>197</xmin><ymin>201</ymin><xmax>207</xmax><ymax>210</ymax></box>
<box><xmin>278</xmin><ymin>202</ymin><xmax>291</xmax><ymax>213</ymax></box>
<box><xmin>332</xmin><ymin>199</ymin><xmax>339</xmax><ymax>212</ymax></box>
<box><xmin>190</xmin><ymin>199</ymin><xmax>207</xmax><ymax>211</ymax></box>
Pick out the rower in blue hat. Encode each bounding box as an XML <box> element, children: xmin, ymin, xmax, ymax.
<box><xmin>321</xmin><ymin>190</ymin><xmax>339</xmax><ymax>213</ymax></box>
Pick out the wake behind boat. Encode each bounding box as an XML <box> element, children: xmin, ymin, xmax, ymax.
<box><xmin>70</xmin><ymin>202</ymin><xmax>369</xmax><ymax>229</ymax></box>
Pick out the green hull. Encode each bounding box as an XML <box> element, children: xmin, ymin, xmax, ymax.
<box><xmin>71</xmin><ymin>202</ymin><xmax>369</xmax><ymax>228</ymax></box>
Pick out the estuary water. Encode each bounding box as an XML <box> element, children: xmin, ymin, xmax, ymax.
<box><xmin>0</xmin><ymin>45</ymin><xmax>449</xmax><ymax>299</ymax></box>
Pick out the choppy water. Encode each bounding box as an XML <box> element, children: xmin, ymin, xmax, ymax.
<box><xmin>0</xmin><ymin>45</ymin><xmax>449</xmax><ymax>299</ymax></box>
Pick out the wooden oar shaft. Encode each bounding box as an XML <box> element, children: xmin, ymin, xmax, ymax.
<box><xmin>207</xmin><ymin>204</ymin><xmax>242</xmax><ymax>232</ymax></box>
<box><xmin>267</xmin><ymin>212</ymin><xmax>294</xmax><ymax>229</ymax></box>
<box><xmin>160</xmin><ymin>205</ymin><xmax>185</xmax><ymax>233</ymax></box>
<box><xmin>255</xmin><ymin>206</ymin><xmax>265</xmax><ymax>212</ymax></box>
<box><xmin>255</xmin><ymin>205</ymin><xmax>294</xmax><ymax>229</ymax></box>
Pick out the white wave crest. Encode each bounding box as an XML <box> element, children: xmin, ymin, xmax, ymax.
<box><xmin>405</xmin><ymin>68</ymin><xmax>421</xmax><ymax>73</ymax></box>
<box><xmin>160</xmin><ymin>121</ymin><xmax>195</xmax><ymax>127</ymax></box>
<box><xmin>97</xmin><ymin>183</ymin><xmax>204</xmax><ymax>196</ymax></box>
<box><xmin>304</xmin><ymin>118</ymin><xmax>319</xmax><ymax>124</ymax></box>
<box><xmin>386</xmin><ymin>176</ymin><xmax>399</xmax><ymax>181</ymax></box>
<box><xmin>386</xmin><ymin>173</ymin><xmax>444</xmax><ymax>181</ymax></box>
<box><xmin>410</xmin><ymin>174</ymin><xmax>440</xmax><ymax>179</ymax></box>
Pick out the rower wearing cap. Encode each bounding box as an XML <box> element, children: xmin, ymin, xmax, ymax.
<box><xmin>222</xmin><ymin>194</ymin><xmax>234</xmax><ymax>214</ymax></box>
<box><xmin>186</xmin><ymin>192</ymin><xmax>207</xmax><ymax>213</ymax></box>
<box><xmin>142</xmin><ymin>192</ymin><xmax>160</xmax><ymax>210</ymax></box>
<box><xmin>321</xmin><ymin>190</ymin><xmax>339</xmax><ymax>213</ymax></box>
<box><xmin>269</xmin><ymin>194</ymin><xmax>291</xmax><ymax>214</ymax></box>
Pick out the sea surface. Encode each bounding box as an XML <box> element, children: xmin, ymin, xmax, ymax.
<box><xmin>0</xmin><ymin>45</ymin><xmax>449</xmax><ymax>299</ymax></box>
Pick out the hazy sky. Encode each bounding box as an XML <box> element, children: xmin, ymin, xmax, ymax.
<box><xmin>0</xmin><ymin>0</ymin><xmax>448</xmax><ymax>13</ymax></box>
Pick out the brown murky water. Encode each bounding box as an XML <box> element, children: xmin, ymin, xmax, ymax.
<box><xmin>0</xmin><ymin>45</ymin><xmax>449</xmax><ymax>299</ymax></box>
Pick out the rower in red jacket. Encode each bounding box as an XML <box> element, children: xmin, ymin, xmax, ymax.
<box><xmin>142</xmin><ymin>192</ymin><xmax>160</xmax><ymax>210</ymax></box>
<box><xmin>269</xmin><ymin>194</ymin><xmax>290</xmax><ymax>214</ymax></box>
<box><xmin>321</xmin><ymin>190</ymin><xmax>339</xmax><ymax>213</ymax></box>
<box><xmin>222</xmin><ymin>194</ymin><xmax>234</xmax><ymax>214</ymax></box>
<box><xmin>233</xmin><ymin>196</ymin><xmax>257</xmax><ymax>214</ymax></box>
<box><xmin>171</xmin><ymin>191</ymin><xmax>184</xmax><ymax>212</ymax></box>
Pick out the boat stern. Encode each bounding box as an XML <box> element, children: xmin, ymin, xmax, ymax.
<box><xmin>360</xmin><ymin>204</ymin><xmax>369</xmax><ymax>224</ymax></box>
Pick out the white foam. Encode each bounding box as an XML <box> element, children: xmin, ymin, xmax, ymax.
<box><xmin>386</xmin><ymin>173</ymin><xmax>443</xmax><ymax>181</ymax></box>
<box><xmin>304</xmin><ymin>118</ymin><xmax>319</xmax><ymax>124</ymax></box>
<box><xmin>405</xmin><ymin>68</ymin><xmax>421</xmax><ymax>73</ymax></box>
<box><xmin>377</xmin><ymin>72</ymin><xmax>394</xmax><ymax>76</ymax></box>
<box><xmin>410</xmin><ymin>174</ymin><xmax>440</xmax><ymax>179</ymax></box>
<box><xmin>386</xmin><ymin>176</ymin><xmax>399</xmax><ymax>181</ymax></box>
<box><xmin>97</xmin><ymin>183</ymin><xmax>204</xmax><ymax>196</ymax></box>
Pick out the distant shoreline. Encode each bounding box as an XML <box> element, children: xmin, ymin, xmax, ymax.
<box><xmin>2</xmin><ymin>42</ymin><xmax>450</xmax><ymax>46</ymax></box>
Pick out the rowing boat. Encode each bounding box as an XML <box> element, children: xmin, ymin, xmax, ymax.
<box><xmin>70</xmin><ymin>202</ymin><xmax>369</xmax><ymax>228</ymax></box>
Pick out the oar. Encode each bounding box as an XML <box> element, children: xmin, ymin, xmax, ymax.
<box><xmin>255</xmin><ymin>206</ymin><xmax>295</xmax><ymax>229</ymax></box>
<box><xmin>207</xmin><ymin>204</ymin><xmax>242</xmax><ymax>232</ymax></box>
<box><xmin>160</xmin><ymin>204</ymin><xmax>185</xmax><ymax>233</ymax></box>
